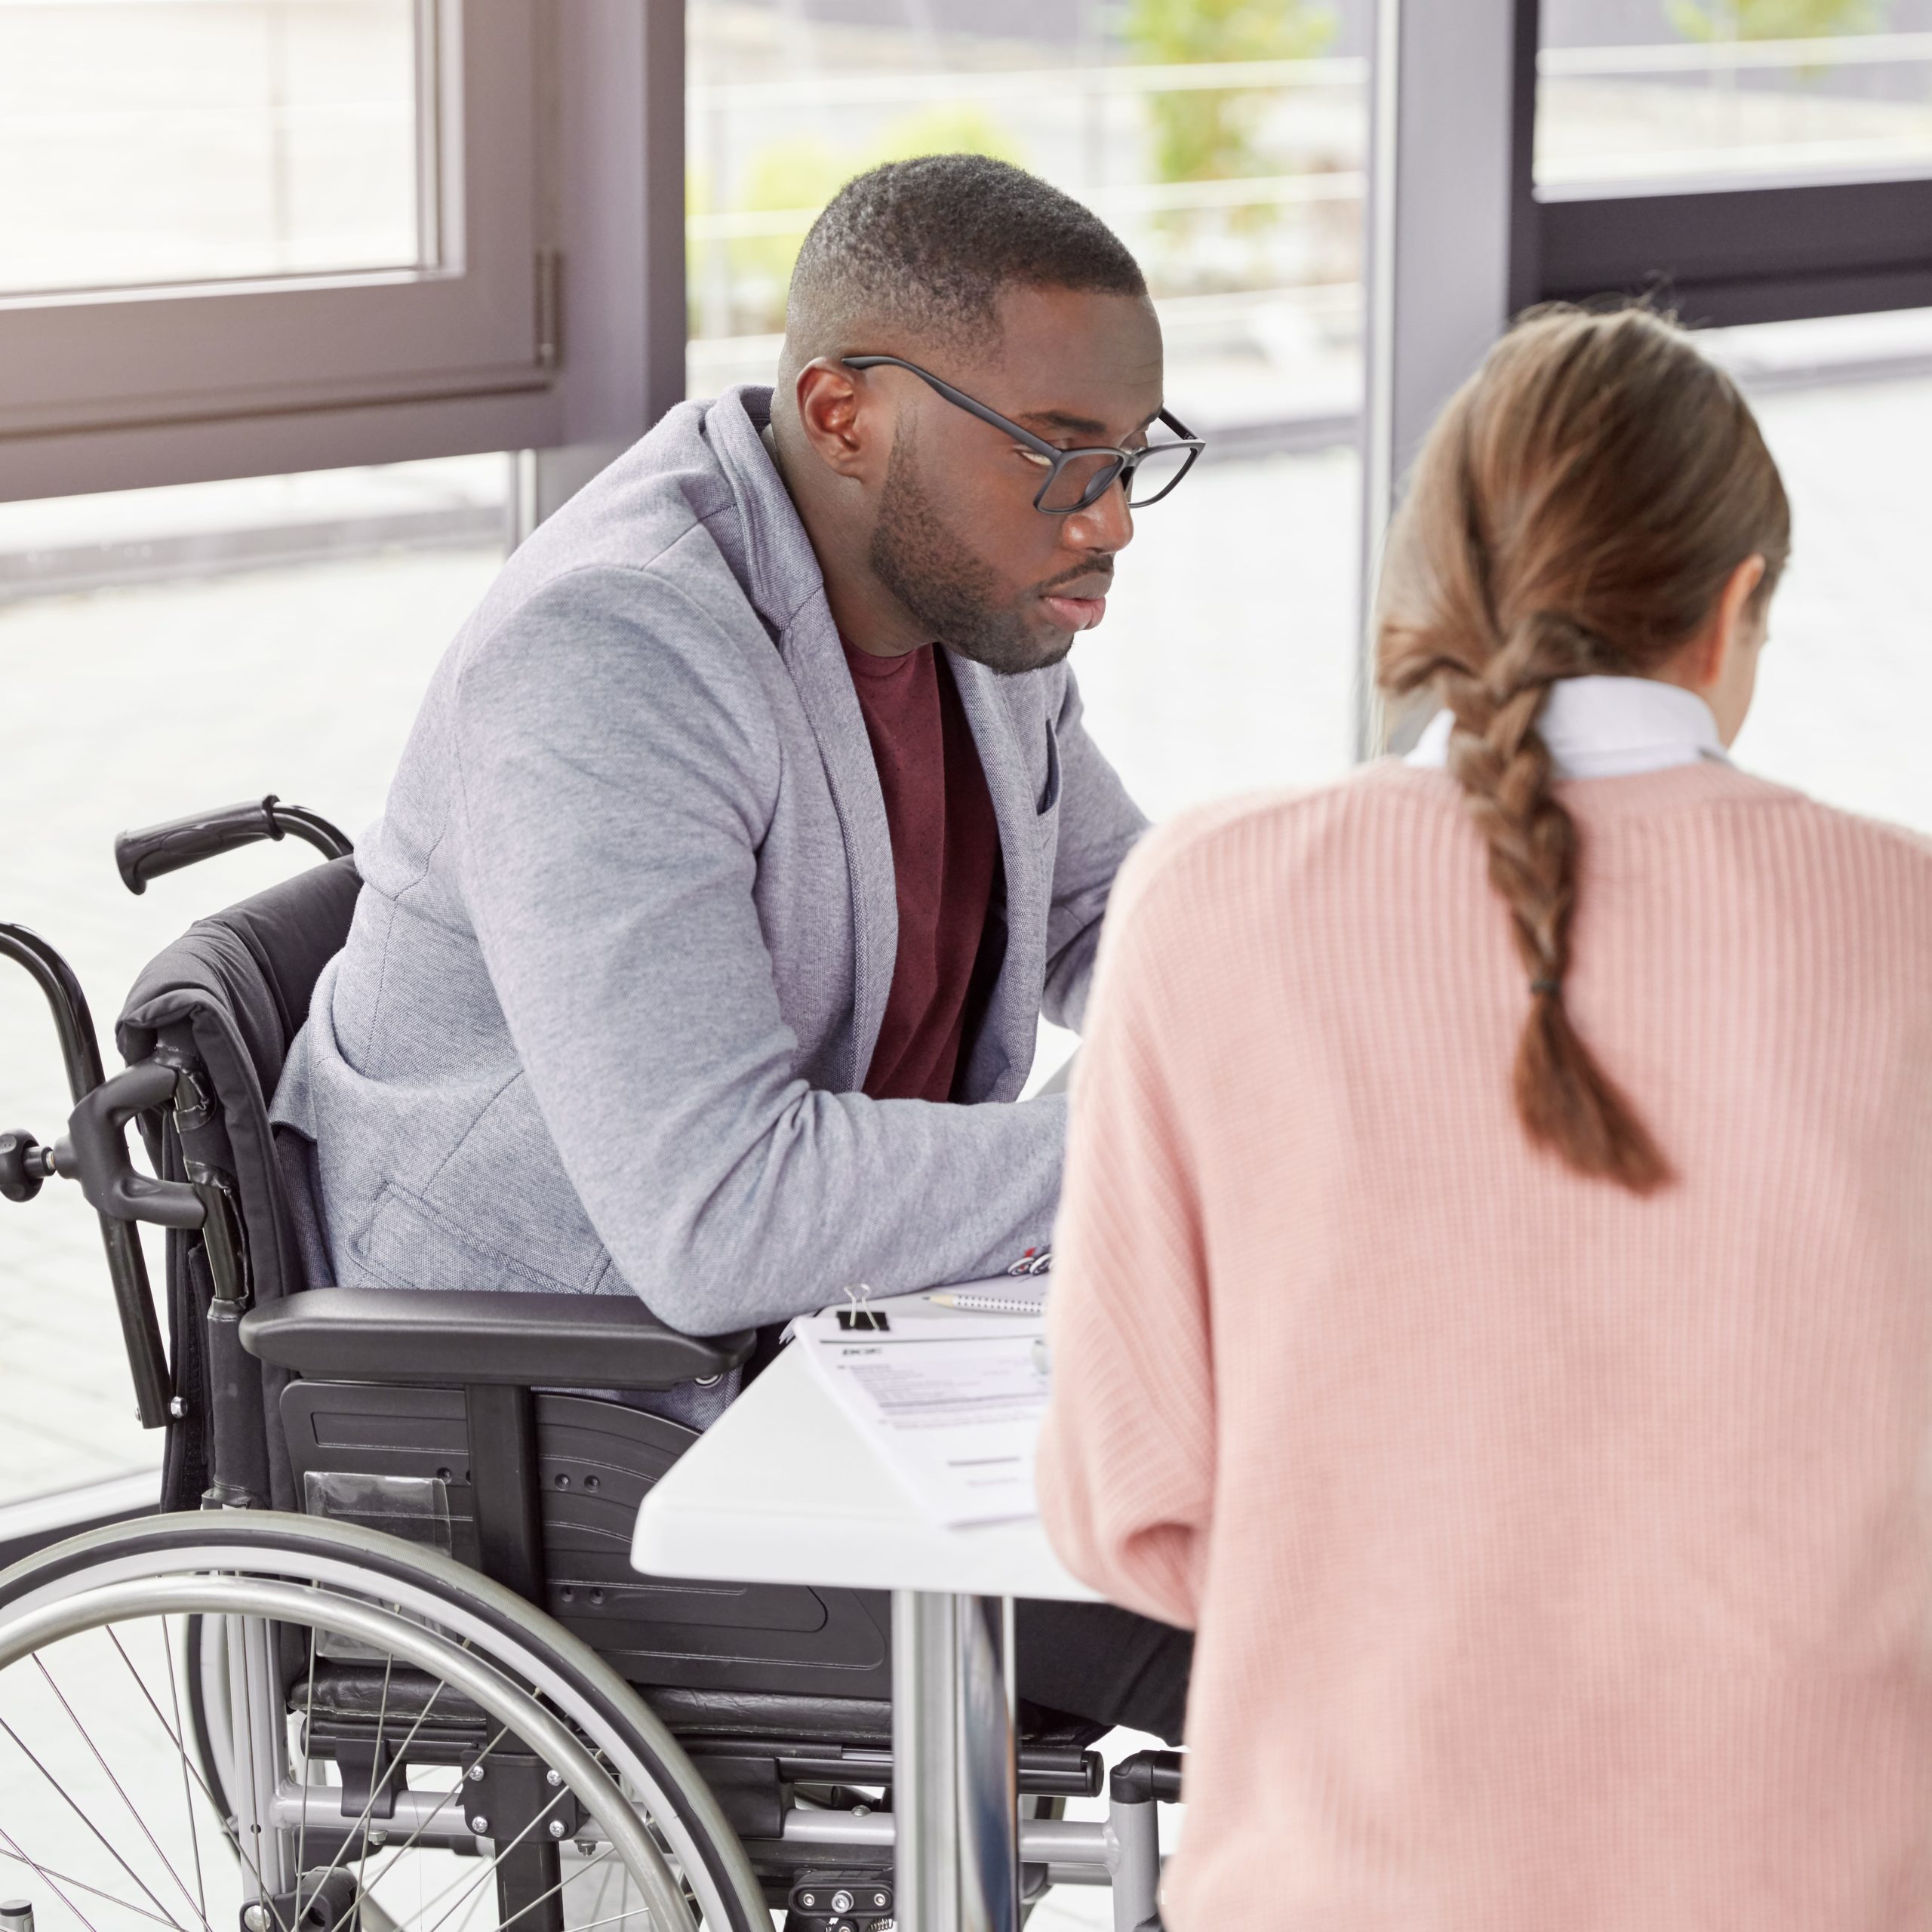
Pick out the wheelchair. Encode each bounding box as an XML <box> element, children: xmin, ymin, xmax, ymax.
<box><xmin>0</xmin><ymin>796</ymin><xmax>1180</xmax><ymax>1932</ymax></box>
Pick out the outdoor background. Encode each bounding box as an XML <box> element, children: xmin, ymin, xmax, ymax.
<box><xmin>2</xmin><ymin>0</ymin><xmax>1930</xmax><ymax>1523</ymax></box>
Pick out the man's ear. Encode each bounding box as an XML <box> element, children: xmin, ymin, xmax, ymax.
<box><xmin>792</xmin><ymin>358</ymin><xmax>878</xmax><ymax>483</ymax></box>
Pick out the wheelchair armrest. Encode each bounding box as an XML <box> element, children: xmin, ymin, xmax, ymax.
<box><xmin>238</xmin><ymin>1287</ymin><xmax>754</xmax><ymax>1390</ymax></box>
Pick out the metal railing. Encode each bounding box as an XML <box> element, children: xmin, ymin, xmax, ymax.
<box><xmin>687</xmin><ymin>52</ymin><xmax>1371</xmax><ymax>343</ymax></box>
<box><xmin>1540</xmin><ymin>32</ymin><xmax>1932</xmax><ymax>78</ymax></box>
<box><xmin>687</xmin><ymin>32</ymin><xmax>1932</xmax><ymax>249</ymax></box>
<box><xmin>688</xmin><ymin>54</ymin><xmax>1367</xmax><ymax>114</ymax></box>
<box><xmin>689</xmin><ymin>35</ymin><xmax>1932</xmax><ymax>119</ymax></box>
<box><xmin>688</xmin><ymin>170</ymin><xmax>1363</xmax><ymax>245</ymax></box>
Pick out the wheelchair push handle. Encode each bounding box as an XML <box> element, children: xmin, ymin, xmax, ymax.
<box><xmin>115</xmin><ymin>794</ymin><xmax>353</xmax><ymax>895</ymax></box>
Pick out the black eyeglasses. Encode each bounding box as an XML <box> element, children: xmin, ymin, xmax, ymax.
<box><xmin>841</xmin><ymin>354</ymin><xmax>1205</xmax><ymax>514</ymax></box>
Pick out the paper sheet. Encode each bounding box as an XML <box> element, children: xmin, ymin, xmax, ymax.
<box><xmin>794</xmin><ymin>1312</ymin><xmax>1049</xmax><ymax>1527</ymax></box>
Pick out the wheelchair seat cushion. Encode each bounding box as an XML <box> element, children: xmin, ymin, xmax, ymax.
<box><xmin>647</xmin><ymin>1688</ymin><xmax>895</xmax><ymax>1745</ymax></box>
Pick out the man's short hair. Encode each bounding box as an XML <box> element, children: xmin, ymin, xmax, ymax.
<box><xmin>786</xmin><ymin>154</ymin><xmax>1147</xmax><ymax>358</ymax></box>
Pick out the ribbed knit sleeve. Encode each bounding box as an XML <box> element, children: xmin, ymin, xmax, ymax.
<box><xmin>1037</xmin><ymin>829</ymin><xmax>1215</xmax><ymax>1631</ymax></box>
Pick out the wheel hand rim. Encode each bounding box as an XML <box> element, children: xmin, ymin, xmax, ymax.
<box><xmin>0</xmin><ymin>1574</ymin><xmax>693</xmax><ymax>1932</ymax></box>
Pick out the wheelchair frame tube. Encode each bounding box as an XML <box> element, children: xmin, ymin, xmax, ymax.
<box><xmin>227</xmin><ymin>1611</ymin><xmax>297</xmax><ymax>1905</ymax></box>
<box><xmin>0</xmin><ymin>924</ymin><xmax>104</xmax><ymax>1103</ymax></box>
<box><xmin>0</xmin><ymin>924</ymin><xmax>174</xmax><ymax>1427</ymax></box>
<box><xmin>780</xmin><ymin>1806</ymin><xmax>1119</xmax><ymax>1880</ymax></box>
<box><xmin>891</xmin><ymin>1589</ymin><xmax>1021</xmax><ymax>1932</ymax></box>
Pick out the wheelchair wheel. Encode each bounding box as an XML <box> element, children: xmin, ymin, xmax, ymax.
<box><xmin>0</xmin><ymin>1513</ymin><xmax>769</xmax><ymax>1932</ymax></box>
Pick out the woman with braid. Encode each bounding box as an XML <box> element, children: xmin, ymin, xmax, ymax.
<box><xmin>1038</xmin><ymin>305</ymin><xmax>1932</xmax><ymax>1928</ymax></box>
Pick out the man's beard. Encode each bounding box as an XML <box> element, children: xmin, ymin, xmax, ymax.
<box><xmin>867</xmin><ymin>431</ymin><xmax>1073</xmax><ymax>677</ymax></box>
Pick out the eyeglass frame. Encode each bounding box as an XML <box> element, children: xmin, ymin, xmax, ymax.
<box><xmin>839</xmin><ymin>353</ymin><xmax>1205</xmax><ymax>514</ymax></box>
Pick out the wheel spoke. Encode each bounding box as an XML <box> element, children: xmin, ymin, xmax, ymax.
<box><xmin>0</xmin><ymin>1834</ymin><xmax>213</xmax><ymax>1932</ymax></box>
<box><xmin>416</xmin><ymin>1785</ymin><xmax>572</xmax><ymax>1932</ymax></box>
<box><xmin>349</xmin><ymin>1656</ymin><xmax>394</xmax><ymax>1932</ymax></box>
<box><xmin>99</xmin><ymin>1621</ymin><xmax>301</xmax><ymax>1928</ymax></box>
<box><xmin>357</xmin><ymin>1792</ymin><xmax>516</xmax><ymax>1932</ymax></box>
<box><xmin>0</xmin><ymin>1710</ymin><xmax>193</xmax><ymax>1932</ymax></box>
<box><xmin>584</xmin><ymin>1855</ymin><xmax>616</xmax><ymax>1932</ymax></box>
<box><xmin>549</xmin><ymin>1901</ymin><xmax>656</xmax><ymax>1932</ymax></box>
<box><xmin>155</xmin><ymin>1620</ymin><xmax>209</xmax><ymax>1930</ymax></box>
<box><xmin>291</xmin><ymin>1687</ymin><xmax>503</xmax><ymax>1920</ymax></box>
<box><xmin>32</xmin><ymin>1652</ymin><xmax>211</xmax><ymax>1931</ymax></box>
<box><xmin>0</xmin><ymin>1826</ymin><xmax>116</xmax><ymax>1932</ymax></box>
<box><xmin>490</xmin><ymin>1844</ymin><xmax>617</xmax><ymax>1932</ymax></box>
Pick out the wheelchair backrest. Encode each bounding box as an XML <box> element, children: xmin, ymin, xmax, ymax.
<box><xmin>106</xmin><ymin>855</ymin><xmax>901</xmax><ymax>1705</ymax></box>
<box><xmin>115</xmin><ymin>856</ymin><xmax>360</xmax><ymax>1508</ymax></box>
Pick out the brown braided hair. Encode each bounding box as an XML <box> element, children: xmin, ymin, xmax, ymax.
<box><xmin>1375</xmin><ymin>305</ymin><xmax>1791</xmax><ymax>1192</ymax></box>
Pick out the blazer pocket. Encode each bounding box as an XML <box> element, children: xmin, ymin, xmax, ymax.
<box><xmin>351</xmin><ymin>1180</ymin><xmax>588</xmax><ymax>1296</ymax></box>
<box><xmin>421</xmin><ymin>1072</ymin><xmax>609</xmax><ymax>1293</ymax></box>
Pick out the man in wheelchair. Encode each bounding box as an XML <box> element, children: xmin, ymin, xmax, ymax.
<box><xmin>273</xmin><ymin>157</ymin><xmax>1194</xmax><ymax>1755</ymax></box>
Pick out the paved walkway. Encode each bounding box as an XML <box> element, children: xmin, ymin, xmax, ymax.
<box><xmin>0</xmin><ymin>549</ymin><xmax>503</xmax><ymax>1503</ymax></box>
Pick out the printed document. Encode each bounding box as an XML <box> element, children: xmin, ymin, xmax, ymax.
<box><xmin>794</xmin><ymin>1312</ymin><xmax>1048</xmax><ymax>1527</ymax></box>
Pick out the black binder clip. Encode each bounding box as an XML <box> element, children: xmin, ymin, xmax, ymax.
<box><xmin>836</xmin><ymin>1282</ymin><xmax>889</xmax><ymax>1332</ymax></box>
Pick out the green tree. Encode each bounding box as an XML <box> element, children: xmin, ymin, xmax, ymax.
<box><xmin>702</xmin><ymin>108</ymin><xmax>1026</xmax><ymax>335</ymax></box>
<box><xmin>1666</xmin><ymin>0</ymin><xmax>1881</xmax><ymax>40</ymax></box>
<box><xmin>868</xmin><ymin>104</ymin><xmax>1026</xmax><ymax>171</ymax></box>
<box><xmin>1121</xmin><ymin>0</ymin><xmax>1336</xmax><ymax>186</ymax></box>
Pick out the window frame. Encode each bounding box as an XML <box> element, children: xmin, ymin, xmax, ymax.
<box><xmin>0</xmin><ymin>2</ymin><xmax>686</xmax><ymax>1543</ymax></box>
<box><xmin>0</xmin><ymin>0</ymin><xmax>560</xmax><ymax>497</ymax></box>
<box><xmin>1508</xmin><ymin>0</ymin><xmax>1932</xmax><ymax>325</ymax></box>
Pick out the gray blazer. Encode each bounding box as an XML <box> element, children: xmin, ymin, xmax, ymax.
<box><xmin>275</xmin><ymin>386</ymin><xmax>1148</xmax><ymax>1336</ymax></box>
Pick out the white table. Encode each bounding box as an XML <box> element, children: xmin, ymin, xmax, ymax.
<box><xmin>630</xmin><ymin>1334</ymin><xmax>1098</xmax><ymax>1931</ymax></box>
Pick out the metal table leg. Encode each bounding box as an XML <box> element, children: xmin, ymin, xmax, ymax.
<box><xmin>891</xmin><ymin>1589</ymin><xmax>1020</xmax><ymax>1932</ymax></box>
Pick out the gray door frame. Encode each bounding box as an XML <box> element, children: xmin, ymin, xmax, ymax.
<box><xmin>1357</xmin><ymin>0</ymin><xmax>1525</xmax><ymax>757</ymax></box>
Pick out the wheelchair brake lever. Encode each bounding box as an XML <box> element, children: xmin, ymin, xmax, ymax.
<box><xmin>67</xmin><ymin>1061</ymin><xmax>206</xmax><ymax>1231</ymax></box>
<box><xmin>63</xmin><ymin>1060</ymin><xmax>192</xmax><ymax>1431</ymax></box>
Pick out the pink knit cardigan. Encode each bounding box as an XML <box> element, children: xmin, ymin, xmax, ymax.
<box><xmin>1038</xmin><ymin>758</ymin><xmax>1932</xmax><ymax>1930</ymax></box>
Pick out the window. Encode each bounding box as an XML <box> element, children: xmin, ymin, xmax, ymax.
<box><xmin>1518</xmin><ymin>0</ymin><xmax>1932</xmax><ymax>323</ymax></box>
<box><xmin>0</xmin><ymin>463</ymin><xmax>508</xmax><ymax>1511</ymax></box>
<box><xmin>1</xmin><ymin>0</ymin><xmax>423</xmax><ymax>295</ymax></box>
<box><xmin>1537</xmin><ymin>4</ymin><xmax>1932</xmax><ymax>191</ymax></box>
<box><xmin>685</xmin><ymin>0</ymin><xmax>1370</xmax><ymax>815</ymax></box>
<box><xmin>0</xmin><ymin>0</ymin><xmax>554</xmax><ymax>496</ymax></box>
<box><xmin>691</xmin><ymin>1</ymin><xmax>1374</xmax><ymax>1104</ymax></box>
<box><xmin>1705</xmin><ymin>312</ymin><xmax>1932</xmax><ymax>832</ymax></box>
<box><xmin>1503</xmin><ymin>5</ymin><xmax>1932</xmax><ymax>832</ymax></box>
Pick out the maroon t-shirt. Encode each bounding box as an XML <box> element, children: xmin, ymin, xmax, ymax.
<box><xmin>841</xmin><ymin>638</ymin><xmax>1002</xmax><ymax>1103</ymax></box>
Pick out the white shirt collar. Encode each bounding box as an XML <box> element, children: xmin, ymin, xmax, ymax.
<box><xmin>1405</xmin><ymin>675</ymin><xmax>1730</xmax><ymax>780</ymax></box>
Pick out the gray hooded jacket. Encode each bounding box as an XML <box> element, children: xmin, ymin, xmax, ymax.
<box><xmin>273</xmin><ymin>386</ymin><xmax>1147</xmax><ymax>1336</ymax></box>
